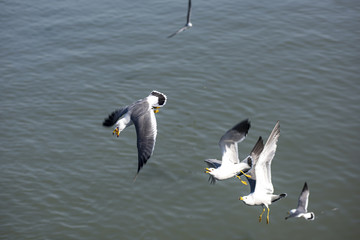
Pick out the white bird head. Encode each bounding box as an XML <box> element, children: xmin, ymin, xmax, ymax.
<box><xmin>148</xmin><ymin>91</ymin><xmax>167</xmax><ymax>112</ymax></box>
<box><xmin>239</xmin><ymin>195</ymin><xmax>255</xmax><ymax>206</ymax></box>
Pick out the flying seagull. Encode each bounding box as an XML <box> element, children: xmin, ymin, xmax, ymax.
<box><xmin>204</xmin><ymin>119</ymin><xmax>263</xmax><ymax>185</ymax></box>
<box><xmin>285</xmin><ymin>182</ymin><xmax>315</xmax><ymax>220</ymax></box>
<box><xmin>239</xmin><ymin>121</ymin><xmax>287</xmax><ymax>224</ymax></box>
<box><xmin>167</xmin><ymin>0</ymin><xmax>192</xmax><ymax>38</ymax></box>
<box><xmin>102</xmin><ymin>90</ymin><xmax>167</xmax><ymax>179</ymax></box>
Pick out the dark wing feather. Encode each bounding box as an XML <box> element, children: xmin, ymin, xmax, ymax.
<box><xmin>167</xmin><ymin>28</ymin><xmax>183</xmax><ymax>38</ymax></box>
<box><xmin>237</xmin><ymin>137</ymin><xmax>264</xmax><ymax>177</ymax></box>
<box><xmin>245</xmin><ymin>136</ymin><xmax>264</xmax><ymax>193</ymax></box>
<box><xmin>219</xmin><ymin>119</ymin><xmax>250</xmax><ymax>146</ymax></box>
<box><xmin>204</xmin><ymin>159</ymin><xmax>222</xmax><ymax>168</ymax></box>
<box><xmin>219</xmin><ymin>119</ymin><xmax>251</xmax><ymax>165</ymax></box>
<box><xmin>186</xmin><ymin>0</ymin><xmax>192</xmax><ymax>24</ymax></box>
<box><xmin>102</xmin><ymin>107</ymin><xmax>128</xmax><ymax>127</ymax></box>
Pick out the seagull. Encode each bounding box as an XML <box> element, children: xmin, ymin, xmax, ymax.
<box><xmin>204</xmin><ymin>119</ymin><xmax>263</xmax><ymax>185</ymax></box>
<box><xmin>239</xmin><ymin>121</ymin><xmax>287</xmax><ymax>224</ymax></box>
<box><xmin>285</xmin><ymin>182</ymin><xmax>315</xmax><ymax>220</ymax></box>
<box><xmin>102</xmin><ymin>90</ymin><xmax>167</xmax><ymax>179</ymax></box>
<box><xmin>167</xmin><ymin>0</ymin><xmax>192</xmax><ymax>38</ymax></box>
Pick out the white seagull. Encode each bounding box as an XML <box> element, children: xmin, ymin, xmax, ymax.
<box><xmin>102</xmin><ymin>90</ymin><xmax>167</xmax><ymax>179</ymax></box>
<box><xmin>239</xmin><ymin>121</ymin><xmax>287</xmax><ymax>224</ymax></box>
<box><xmin>285</xmin><ymin>182</ymin><xmax>315</xmax><ymax>220</ymax></box>
<box><xmin>167</xmin><ymin>0</ymin><xmax>192</xmax><ymax>38</ymax></box>
<box><xmin>204</xmin><ymin>119</ymin><xmax>263</xmax><ymax>185</ymax></box>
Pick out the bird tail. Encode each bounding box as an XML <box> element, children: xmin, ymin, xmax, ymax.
<box><xmin>271</xmin><ymin>193</ymin><xmax>287</xmax><ymax>203</ymax></box>
<box><xmin>103</xmin><ymin>107</ymin><xmax>128</xmax><ymax>127</ymax></box>
<box><xmin>304</xmin><ymin>212</ymin><xmax>315</xmax><ymax>220</ymax></box>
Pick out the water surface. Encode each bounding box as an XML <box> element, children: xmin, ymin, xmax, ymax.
<box><xmin>1</xmin><ymin>0</ymin><xmax>359</xmax><ymax>239</ymax></box>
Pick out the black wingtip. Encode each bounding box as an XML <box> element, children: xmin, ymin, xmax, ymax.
<box><xmin>137</xmin><ymin>162</ymin><xmax>143</xmax><ymax>176</ymax></box>
<box><xmin>102</xmin><ymin>111</ymin><xmax>117</xmax><ymax>127</ymax></box>
<box><xmin>232</xmin><ymin>119</ymin><xmax>251</xmax><ymax>135</ymax></box>
<box><xmin>272</xmin><ymin>193</ymin><xmax>287</xmax><ymax>203</ymax></box>
<box><xmin>136</xmin><ymin>153</ymin><xmax>151</xmax><ymax>179</ymax></box>
<box><xmin>303</xmin><ymin>182</ymin><xmax>309</xmax><ymax>192</ymax></box>
<box><xmin>251</xmin><ymin>136</ymin><xmax>264</xmax><ymax>156</ymax></box>
<box><xmin>133</xmin><ymin>165</ymin><xmax>142</xmax><ymax>183</ymax></box>
<box><xmin>102</xmin><ymin>108</ymin><xmax>128</xmax><ymax>127</ymax></box>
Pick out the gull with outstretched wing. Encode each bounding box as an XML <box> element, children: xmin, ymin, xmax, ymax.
<box><xmin>103</xmin><ymin>90</ymin><xmax>167</xmax><ymax>180</ymax></box>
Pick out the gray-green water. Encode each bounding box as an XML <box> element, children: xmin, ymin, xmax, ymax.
<box><xmin>1</xmin><ymin>0</ymin><xmax>359</xmax><ymax>239</ymax></box>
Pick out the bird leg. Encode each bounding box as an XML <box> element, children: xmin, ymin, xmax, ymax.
<box><xmin>236</xmin><ymin>175</ymin><xmax>248</xmax><ymax>185</ymax></box>
<box><xmin>266</xmin><ymin>207</ymin><xmax>270</xmax><ymax>224</ymax></box>
<box><xmin>240</xmin><ymin>170</ymin><xmax>251</xmax><ymax>178</ymax></box>
<box><xmin>112</xmin><ymin>127</ymin><xmax>120</xmax><ymax>137</ymax></box>
<box><xmin>153</xmin><ymin>107</ymin><xmax>160</xmax><ymax>113</ymax></box>
<box><xmin>259</xmin><ymin>207</ymin><xmax>266</xmax><ymax>222</ymax></box>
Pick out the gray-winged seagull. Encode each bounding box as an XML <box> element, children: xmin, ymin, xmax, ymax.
<box><xmin>285</xmin><ymin>182</ymin><xmax>315</xmax><ymax>220</ymax></box>
<box><xmin>102</xmin><ymin>90</ymin><xmax>167</xmax><ymax>179</ymax></box>
<box><xmin>204</xmin><ymin>120</ymin><xmax>264</xmax><ymax>185</ymax></box>
<box><xmin>168</xmin><ymin>0</ymin><xmax>192</xmax><ymax>38</ymax></box>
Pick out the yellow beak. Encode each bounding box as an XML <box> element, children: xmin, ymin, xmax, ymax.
<box><xmin>239</xmin><ymin>197</ymin><xmax>243</xmax><ymax>200</ymax></box>
<box><xmin>153</xmin><ymin>107</ymin><xmax>160</xmax><ymax>113</ymax></box>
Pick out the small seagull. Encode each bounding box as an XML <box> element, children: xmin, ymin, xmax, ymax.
<box><xmin>204</xmin><ymin>119</ymin><xmax>264</xmax><ymax>185</ymax></box>
<box><xmin>285</xmin><ymin>182</ymin><xmax>315</xmax><ymax>220</ymax></box>
<box><xmin>102</xmin><ymin>90</ymin><xmax>167</xmax><ymax>180</ymax></box>
<box><xmin>167</xmin><ymin>0</ymin><xmax>192</xmax><ymax>38</ymax></box>
<box><xmin>239</xmin><ymin>121</ymin><xmax>287</xmax><ymax>224</ymax></box>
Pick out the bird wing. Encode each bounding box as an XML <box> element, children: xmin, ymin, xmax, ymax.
<box><xmin>204</xmin><ymin>159</ymin><xmax>222</xmax><ymax>168</ymax></box>
<box><xmin>297</xmin><ymin>182</ymin><xmax>310</xmax><ymax>212</ymax></box>
<box><xmin>167</xmin><ymin>0</ymin><xmax>192</xmax><ymax>38</ymax></box>
<box><xmin>131</xmin><ymin>102</ymin><xmax>157</xmax><ymax>175</ymax></box>
<box><xmin>254</xmin><ymin>121</ymin><xmax>280</xmax><ymax>194</ymax></box>
<box><xmin>244</xmin><ymin>136</ymin><xmax>264</xmax><ymax>193</ymax></box>
<box><xmin>186</xmin><ymin>0</ymin><xmax>192</xmax><ymax>24</ymax></box>
<box><xmin>219</xmin><ymin>119</ymin><xmax>250</xmax><ymax>166</ymax></box>
<box><xmin>167</xmin><ymin>27</ymin><xmax>187</xmax><ymax>38</ymax></box>
<box><xmin>102</xmin><ymin>107</ymin><xmax>128</xmax><ymax>127</ymax></box>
